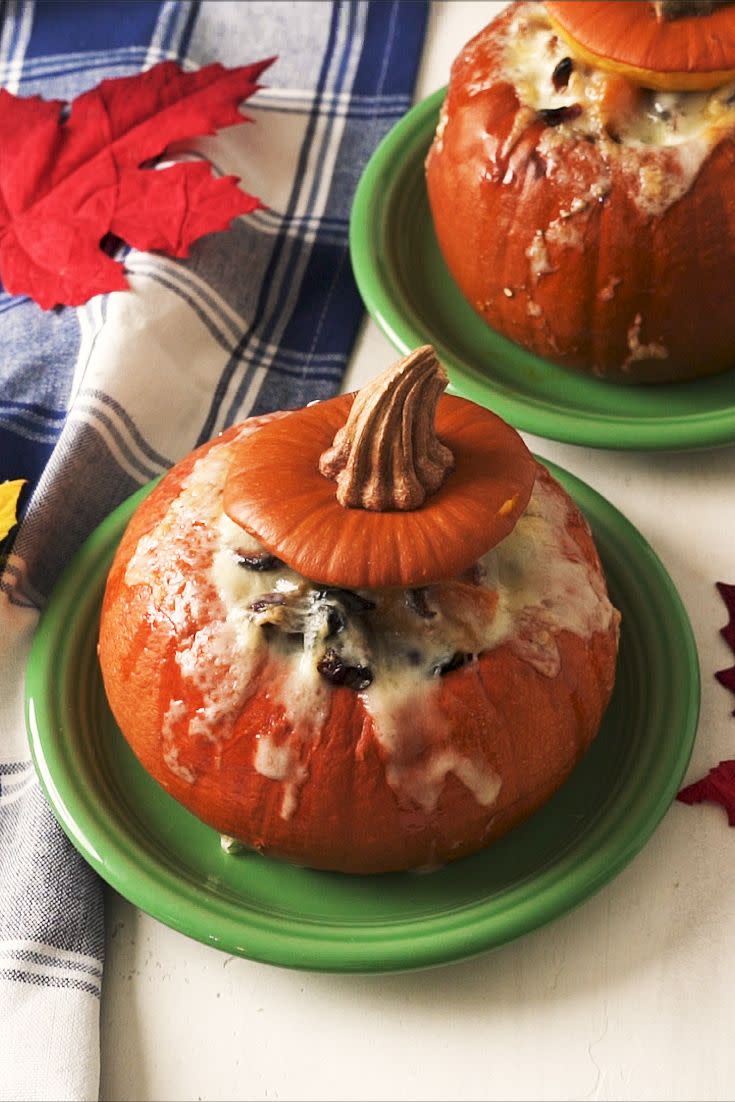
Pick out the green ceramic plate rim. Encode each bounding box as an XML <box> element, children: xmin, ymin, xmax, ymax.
<box><xmin>349</xmin><ymin>88</ymin><xmax>735</xmax><ymax>452</ymax></box>
<box><xmin>25</xmin><ymin>462</ymin><xmax>700</xmax><ymax>973</ymax></box>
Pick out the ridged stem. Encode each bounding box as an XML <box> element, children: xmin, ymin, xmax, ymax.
<box><xmin>319</xmin><ymin>345</ymin><xmax>454</xmax><ymax>511</ymax></box>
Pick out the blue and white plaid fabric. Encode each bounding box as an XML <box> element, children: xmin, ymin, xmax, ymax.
<box><xmin>0</xmin><ymin>2</ymin><xmax>428</xmax><ymax>1097</ymax></box>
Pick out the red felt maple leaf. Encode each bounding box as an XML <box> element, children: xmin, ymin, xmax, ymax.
<box><xmin>0</xmin><ymin>57</ymin><xmax>274</xmax><ymax>309</ymax></box>
<box><xmin>677</xmin><ymin>582</ymin><xmax>735</xmax><ymax>825</ymax></box>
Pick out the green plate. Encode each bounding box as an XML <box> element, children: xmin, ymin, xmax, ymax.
<box><xmin>26</xmin><ymin>461</ymin><xmax>699</xmax><ymax>973</ymax></box>
<box><xmin>350</xmin><ymin>88</ymin><xmax>735</xmax><ymax>451</ymax></box>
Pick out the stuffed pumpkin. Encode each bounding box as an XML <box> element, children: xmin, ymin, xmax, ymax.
<box><xmin>426</xmin><ymin>0</ymin><xmax>735</xmax><ymax>383</ymax></box>
<box><xmin>98</xmin><ymin>348</ymin><xmax>620</xmax><ymax>873</ymax></box>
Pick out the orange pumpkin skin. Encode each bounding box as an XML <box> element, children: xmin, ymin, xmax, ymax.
<box><xmin>545</xmin><ymin>1</ymin><xmax>735</xmax><ymax>91</ymax></box>
<box><xmin>224</xmin><ymin>392</ymin><xmax>538</xmax><ymax>589</ymax></box>
<box><xmin>425</xmin><ymin>3</ymin><xmax>735</xmax><ymax>384</ymax></box>
<box><xmin>99</xmin><ymin>416</ymin><xmax>619</xmax><ymax>875</ymax></box>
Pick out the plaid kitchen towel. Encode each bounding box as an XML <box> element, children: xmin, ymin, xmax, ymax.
<box><xmin>0</xmin><ymin>2</ymin><xmax>428</xmax><ymax>1098</ymax></box>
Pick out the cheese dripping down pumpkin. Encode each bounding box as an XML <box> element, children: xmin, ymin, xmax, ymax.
<box><xmin>98</xmin><ymin>347</ymin><xmax>620</xmax><ymax>874</ymax></box>
<box><xmin>425</xmin><ymin>0</ymin><xmax>735</xmax><ymax>383</ymax></box>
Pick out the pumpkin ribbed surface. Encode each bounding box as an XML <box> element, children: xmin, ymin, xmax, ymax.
<box><xmin>425</xmin><ymin>1</ymin><xmax>735</xmax><ymax>383</ymax></box>
<box><xmin>98</xmin><ymin>414</ymin><xmax>620</xmax><ymax>875</ymax></box>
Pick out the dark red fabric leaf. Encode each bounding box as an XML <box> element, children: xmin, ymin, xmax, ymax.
<box><xmin>716</xmin><ymin>581</ymin><xmax>735</xmax><ymax>679</ymax></box>
<box><xmin>0</xmin><ymin>58</ymin><xmax>274</xmax><ymax>308</ymax></box>
<box><xmin>677</xmin><ymin>761</ymin><xmax>735</xmax><ymax>825</ymax></box>
<box><xmin>715</xmin><ymin>665</ymin><xmax>735</xmax><ymax>698</ymax></box>
<box><xmin>678</xmin><ymin>582</ymin><xmax>735</xmax><ymax>825</ymax></box>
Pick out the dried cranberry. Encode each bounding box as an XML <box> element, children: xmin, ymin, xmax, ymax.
<box><xmin>317</xmin><ymin>648</ymin><xmax>373</xmax><ymax>691</ymax></box>
<box><xmin>537</xmin><ymin>103</ymin><xmax>582</xmax><ymax>127</ymax></box>
<box><xmin>248</xmin><ymin>593</ymin><xmax>285</xmax><ymax>613</ymax></box>
<box><xmin>551</xmin><ymin>57</ymin><xmax>573</xmax><ymax>91</ymax></box>
<box><xmin>236</xmin><ymin>552</ymin><xmax>283</xmax><ymax>571</ymax></box>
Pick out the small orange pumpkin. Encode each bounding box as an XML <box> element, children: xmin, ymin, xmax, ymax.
<box><xmin>98</xmin><ymin>348</ymin><xmax>619</xmax><ymax>874</ymax></box>
<box><xmin>425</xmin><ymin>0</ymin><xmax>735</xmax><ymax>383</ymax></box>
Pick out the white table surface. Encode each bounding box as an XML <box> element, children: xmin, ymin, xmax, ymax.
<box><xmin>99</xmin><ymin>4</ymin><xmax>735</xmax><ymax>1099</ymax></box>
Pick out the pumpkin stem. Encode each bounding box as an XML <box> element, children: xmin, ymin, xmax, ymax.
<box><xmin>319</xmin><ymin>345</ymin><xmax>455</xmax><ymax>511</ymax></box>
<box><xmin>653</xmin><ymin>0</ymin><xmax>732</xmax><ymax>20</ymax></box>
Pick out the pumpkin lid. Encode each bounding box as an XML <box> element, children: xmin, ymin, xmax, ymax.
<box><xmin>544</xmin><ymin>0</ymin><xmax>735</xmax><ymax>91</ymax></box>
<box><xmin>223</xmin><ymin>346</ymin><xmax>537</xmax><ymax>589</ymax></box>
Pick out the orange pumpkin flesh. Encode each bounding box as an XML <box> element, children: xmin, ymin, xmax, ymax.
<box><xmin>223</xmin><ymin>392</ymin><xmax>537</xmax><ymax>589</ymax></box>
<box><xmin>425</xmin><ymin>1</ymin><xmax>735</xmax><ymax>384</ymax></box>
<box><xmin>98</xmin><ymin>417</ymin><xmax>620</xmax><ymax>875</ymax></box>
<box><xmin>545</xmin><ymin>1</ymin><xmax>735</xmax><ymax>91</ymax></box>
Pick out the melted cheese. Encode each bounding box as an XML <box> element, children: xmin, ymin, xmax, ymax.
<box><xmin>126</xmin><ymin>431</ymin><xmax>618</xmax><ymax>820</ymax></box>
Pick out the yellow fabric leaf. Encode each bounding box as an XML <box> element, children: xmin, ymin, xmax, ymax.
<box><xmin>0</xmin><ymin>479</ymin><xmax>26</xmax><ymax>541</ymax></box>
